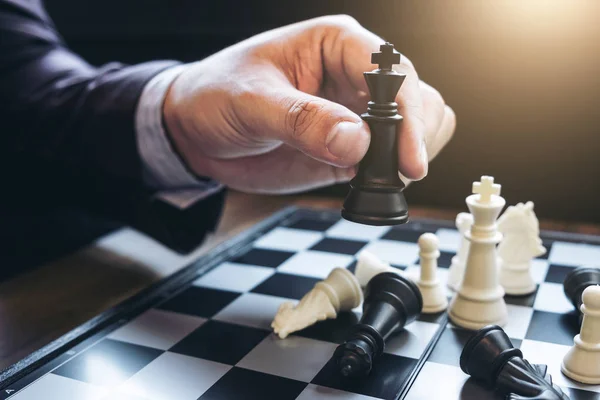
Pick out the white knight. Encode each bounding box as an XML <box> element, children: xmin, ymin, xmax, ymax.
<box><xmin>497</xmin><ymin>201</ymin><xmax>546</xmax><ymax>295</ymax></box>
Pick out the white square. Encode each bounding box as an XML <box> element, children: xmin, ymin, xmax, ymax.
<box><xmin>11</xmin><ymin>374</ymin><xmax>108</xmax><ymax>400</ymax></box>
<box><xmin>361</xmin><ymin>240</ymin><xmax>420</xmax><ymax>267</ymax></box>
<box><xmin>503</xmin><ymin>304</ymin><xmax>534</xmax><ymax>339</ymax></box>
<box><xmin>533</xmin><ymin>283</ymin><xmax>574</xmax><ymax>314</ymax></box>
<box><xmin>118</xmin><ymin>352</ymin><xmax>231</xmax><ymax>400</ymax></box>
<box><xmin>435</xmin><ymin>228</ymin><xmax>462</xmax><ymax>253</ymax></box>
<box><xmin>253</xmin><ymin>227</ymin><xmax>324</xmax><ymax>252</ymax></box>
<box><xmin>549</xmin><ymin>241</ymin><xmax>600</xmax><ymax>267</ymax></box>
<box><xmin>277</xmin><ymin>251</ymin><xmax>354</xmax><ymax>279</ymax></box>
<box><xmin>108</xmin><ymin>309</ymin><xmax>205</xmax><ymax>350</ymax></box>
<box><xmin>237</xmin><ymin>335</ymin><xmax>336</xmax><ymax>382</ymax></box>
<box><xmin>213</xmin><ymin>292</ymin><xmax>297</xmax><ymax>330</ymax></box>
<box><xmin>519</xmin><ymin>339</ymin><xmax>600</xmax><ymax>392</ymax></box>
<box><xmin>385</xmin><ymin>321</ymin><xmax>441</xmax><ymax>359</ymax></box>
<box><xmin>325</xmin><ymin>219</ymin><xmax>390</xmax><ymax>241</ymax></box>
<box><xmin>193</xmin><ymin>262</ymin><xmax>274</xmax><ymax>293</ymax></box>
<box><xmin>297</xmin><ymin>384</ymin><xmax>381</xmax><ymax>399</ymax></box>
<box><xmin>103</xmin><ymin>393</ymin><xmax>148</xmax><ymax>400</ymax></box>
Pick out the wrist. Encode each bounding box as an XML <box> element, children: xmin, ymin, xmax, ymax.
<box><xmin>162</xmin><ymin>71</ymin><xmax>198</xmax><ymax>177</ymax></box>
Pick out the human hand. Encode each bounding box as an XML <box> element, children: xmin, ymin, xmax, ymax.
<box><xmin>163</xmin><ymin>15</ymin><xmax>456</xmax><ymax>194</ymax></box>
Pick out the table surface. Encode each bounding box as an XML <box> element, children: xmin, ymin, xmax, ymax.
<box><xmin>1</xmin><ymin>191</ymin><xmax>599</xmax><ymax>371</ymax></box>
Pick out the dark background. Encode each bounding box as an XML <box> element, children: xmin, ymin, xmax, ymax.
<box><xmin>44</xmin><ymin>0</ymin><xmax>600</xmax><ymax>224</ymax></box>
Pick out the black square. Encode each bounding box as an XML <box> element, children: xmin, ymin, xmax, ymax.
<box><xmin>294</xmin><ymin>311</ymin><xmax>360</xmax><ymax>344</ymax></box>
<box><xmin>199</xmin><ymin>367</ymin><xmax>307</xmax><ymax>400</ymax></box>
<box><xmin>439</xmin><ymin>251</ymin><xmax>455</xmax><ymax>268</ymax></box>
<box><xmin>537</xmin><ymin>240</ymin><xmax>553</xmax><ymax>260</ymax></box>
<box><xmin>525</xmin><ymin>310</ymin><xmax>580</xmax><ymax>346</ymax></box>
<box><xmin>312</xmin><ymin>353</ymin><xmax>417</xmax><ymax>400</ymax></box>
<box><xmin>381</xmin><ymin>228</ymin><xmax>427</xmax><ymax>243</ymax></box>
<box><xmin>504</xmin><ymin>288</ymin><xmax>539</xmax><ymax>307</ymax></box>
<box><xmin>428</xmin><ymin>326</ymin><xmax>474</xmax><ymax>366</ymax></box>
<box><xmin>251</xmin><ymin>273</ymin><xmax>320</xmax><ymax>300</ymax></box>
<box><xmin>53</xmin><ymin>339</ymin><xmax>162</xmax><ymax>386</ymax></box>
<box><xmin>232</xmin><ymin>248</ymin><xmax>295</xmax><ymax>268</ymax></box>
<box><xmin>566</xmin><ymin>387</ymin><xmax>600</xmax><ymax>400</ymax></box>
<box><xmin>545</xmin><ymin>264</ymin><xmax>577</xmax><ymax>284</ymax></box>
<box><xmin>310</xmin><ymin>238</ymin><xmax>367</xmax><ymax>256</ymax></box>
<box><xmin>157</xmin><ymin>286</ymin><xmax>240</xmax><ymax>318</ymax></box>
<box><xmin>417</xmin><ymin>310</ymin><xmax>447</xmax><ymax>324</ymax></box>
<box><xmin>169</xmin><ymin>320</ymin><xmax>269</xmax><ymax>365</ymax></box>
<box><xmin>286</xmin><ymin>218</ymin><xmax>338</xmax><ymax>232</ymax></box>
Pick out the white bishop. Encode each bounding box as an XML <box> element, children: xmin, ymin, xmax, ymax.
<box><xmin>271</xmin><ymin>267</ymin><xmax>362</xmax><ymax>339</ymax></box>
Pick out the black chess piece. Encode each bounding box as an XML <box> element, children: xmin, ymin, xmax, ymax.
<box><xmin>333</xmin><ymin>272</ymin><xmax>422</xmax><ymax>377</ymax></box>
<box><xmin>563</xmin><ymin>267</ymin><xmax>600</xmax><ymax>324</ymax></box>
<box><xmin>341</xmin><ymin>42</ymin><xmax>409</xmax><ymax>226</ymax></box>
<box><xmin>460</xmin><ymin>325</ymin><xmax>570</xmax><ymax>400</ymax></box>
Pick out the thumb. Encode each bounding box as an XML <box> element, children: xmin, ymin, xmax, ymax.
<box><xmin>247</xmin><ymin>88</ymin><xmax>370</xmax><ymax>167</ymax></box>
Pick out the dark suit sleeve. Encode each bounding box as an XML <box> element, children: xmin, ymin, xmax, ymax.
<box><xmin>0</xmin><ymin>0</ymin><xmax>226</xmax><ymax>254</ymax></box>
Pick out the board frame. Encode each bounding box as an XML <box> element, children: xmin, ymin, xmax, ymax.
<box><xmin>1</xmin><ymin>206</ymin><xmax>599</xmax><ymax>399</ymax></box>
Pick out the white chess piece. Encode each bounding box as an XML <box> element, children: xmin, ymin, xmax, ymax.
<box><xmin>272</xmin><ymin>267</ymin><xmax>362</xmax><ymax>339</ymax></box>
<box><xmin>447</xmin><ymin>212</ymin><xmax>474</xmax><ymax>291</ymax></box>
<box><xmin>497</xmin><ymin>202</ymin><xmax>546</xmax><ymax>295</ymax></box>
<box><xmin>354</xmin><ymin>250</ymin><xmax>407</xmax><ymax>287</ymax></box>
<box><xmin>417</xmin><ymin>233</ymin><xmax>448</xmax><ymax>313</ymax></box>
<box><xmin>448</xmin><ymin>176</ymin><xmax>508</xmax><ymax>330</ymax></box>
<box><xmin>561</xmin><ymin>285</ymin><xmax>600</xmax><ymax>384</ymax></box>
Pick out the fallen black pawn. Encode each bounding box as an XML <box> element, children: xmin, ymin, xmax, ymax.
<box><xmin>460</xmin><ymin>325</ymin><xmax>569</xmax><ymax>400</ymax></box>
<box><xmin>563</xmin><ymin>267</ymin><xmax>600</xmax><ymax>324</ymax></box>
<box><xmin>333</xmin><ymin>272</ymin><xmax>422</xmax><ymax>377</ymax></box>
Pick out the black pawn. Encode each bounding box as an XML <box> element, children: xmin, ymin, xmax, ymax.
<box><xmin>564</xmin><ymin>267</ymin><xmax>600</xmax><ymax>323</ymax></box>
<box><xmin>460</xmin><ymin>325</ymin><xmax>569</xmax><ymax>400</ymax></box>
<box><xmin>333</xmin><ymin>272</ymin><xmax>422</xmax><ymax>377</ymax></box>
<box><xmin>341</xmin><ymin>42</ymin><xmax>409</xmax><ymax>226</ymax></box>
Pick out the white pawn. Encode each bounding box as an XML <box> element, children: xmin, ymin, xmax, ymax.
<box><xmin>561</xmin><ymin>285</ymin><xmax>600</xmax><ymax>384</ymax></box>
<box><xmin>447</xmin><ymin>212</ymin><xmax>474</xmax><ymax>291</ymax></box>
<box><xmin>497</xmin><ymin>202</ymin><xmax>546</xmax><ymax>295</ymax></box>
<box><xmin>272</xmin><ymin>267</ymin><xmax>362</xmax><ymax>339</ymax></box>
<box><xmin>417</xmin><ymin>233</ymin><xmax>448</xmax><ymax>313</ymax></box>
<box><xmin>354</xmin><ymin>250</ymin><xmax>408</xmax><ymax>287</ymax></box>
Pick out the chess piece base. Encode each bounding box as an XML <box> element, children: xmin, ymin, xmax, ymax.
<box><xmin>418</xmin><ymin>283</ymin><xmax>449</xmax><ymax>314</ymax></box>
<box><xmin>342</xmin><ymin>188</ymin><xmax>408</xmax><ymax>226</ymax></box>
<box><xmin>561</xmin><ymin>335</ymin><xmax>600</xmax><ymax>384</ymax></box>
<box><xmin>449</xmin><ymin>294</ymin><xmax>508</xmax><ymax>330</ymax></box>
<box><xmin>499</xmin><ymin>261</ymin><xmax>536</xmax><ymax>296</ymax></box>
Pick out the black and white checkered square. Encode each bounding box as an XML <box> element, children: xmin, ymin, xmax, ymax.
<box><xmin>7</xmin><ymin>212</ymin><xmax>600</xmax><ymax>400</ymax></box>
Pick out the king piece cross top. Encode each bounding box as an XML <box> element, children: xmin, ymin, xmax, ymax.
<box><xmin>472</xmin><ymin>176</ymin><xmax>501</xmax><ymax>204</ymax></box>
<box><xmin>371</xmin><ymin>42</ymin><xmax>401</xmax><ymax>71</ymax></box>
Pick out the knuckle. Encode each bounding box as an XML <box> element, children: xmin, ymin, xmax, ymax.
<box><xmin>285</xmin><ymin>98</ymin><xmax>325</xmax><ymax>140</ymax></box>
<box><xmin>318</xmin><ymin>14</ymin><xmax>360</xmax><ymax>31</ymax></box>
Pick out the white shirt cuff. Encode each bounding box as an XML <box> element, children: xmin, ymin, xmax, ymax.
<box><xmin>135</xmin><ymin>65</ymin><xmax>206</xmax><ymax>189</ymax></box>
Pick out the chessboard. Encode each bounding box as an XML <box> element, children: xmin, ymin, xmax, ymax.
<box><xmin>1</xmin><ymin>207</ymin><xmax>599</xmax><ymax>400</ymax></box>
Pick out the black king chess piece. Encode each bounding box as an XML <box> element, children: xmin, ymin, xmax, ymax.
<box><xmin>342</xmin><ymin>42</ymin><xmax>409</xmax><ymax>226</ymax></box>
<box><xmin>333</xmin><ymin>272</ymin><xmax>422</xmax><ymax>377</ymax></box>
<box><xmin>460</xmin><ymin>325</ymin><xmax>570</xmax><ymax>400</ymax></box>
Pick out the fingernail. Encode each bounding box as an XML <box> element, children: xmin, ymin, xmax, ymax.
<box><xmin>326</xmin><ymin>121</ymin><xmax>363</xmax><ymax>160</ymax></box>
